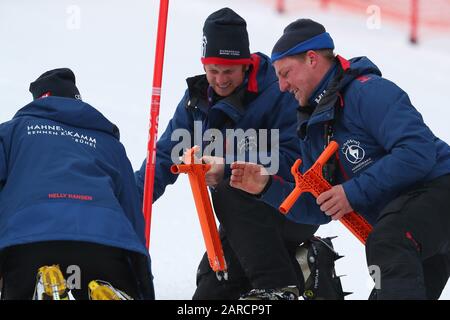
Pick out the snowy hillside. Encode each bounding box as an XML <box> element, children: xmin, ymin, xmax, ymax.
<box><xmin>1</xmin><ymin>0</ymin><xmax>449</xmax><ymax>300</ymax></box>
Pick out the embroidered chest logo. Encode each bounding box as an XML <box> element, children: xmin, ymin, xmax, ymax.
<box><xmin>238</xmin><ymin>136</ymin><xmax>257</xmax><ymax>153</ymax></box>
<box><xmin>342</xmin><ymin>140</ymin><xmax>365</xmax><ymax>164</ymax></box>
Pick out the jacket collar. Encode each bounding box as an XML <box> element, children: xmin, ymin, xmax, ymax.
<box><xmin>297</xmin><ymin>56</ymin><xmax>358</xmax><ymax>138</ymax></box>
<box><xmin>307</xmin><ymin>62</ymin><xmax>338</xmax><ymax>108</ymax></box>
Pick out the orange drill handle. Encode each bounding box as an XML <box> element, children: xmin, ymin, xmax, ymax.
<box><xmin>279</xmin><ymin>142</ymin><xmax>338</xmax><ymax>212</ymax></box>
<box><xmin>170</xmin><ymin>149</ymin><xmax>227</xmax><ymax>275</ymax></box>
<box><xmin>316</xmin><ymin>141</ymin><xmax>339</xmax><ymax>166</ymax></box>
<box><xmin>279</xmin><ymin>141</ymin><xmax>372</xmax><ymax>244</ymax></box>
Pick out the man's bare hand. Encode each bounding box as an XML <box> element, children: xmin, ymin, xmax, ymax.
<box><xmin>230</xmin><ymin>162</ymin><xmax>270</xmax><ymax>195</ymax></box>
<box><xmin>180</xmin><ymin>145</ymin><xmax>202</xmax><ymax>164</ymax></box>
<box><xmin>201</xmin><ymin>155</ymin><xmax>225</xmax><ymax>187</ymax></box>
<box><xmin>180</xmin><ymin>146</ymin><xmax>226</xmax><ymax>187</ymax></box>
<box><xmin>316</xmin><ymin>184</ymin><xmax>353</xmax><ymax>220</ymax></box>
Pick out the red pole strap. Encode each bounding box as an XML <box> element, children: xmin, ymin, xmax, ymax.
<box><xmin>143</xmin><ymin>0</ymin><xmax>170</xmax><ymax>249</ymax></box>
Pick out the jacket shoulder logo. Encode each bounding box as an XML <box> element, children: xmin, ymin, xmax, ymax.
<box><xmin>342</xmin><ymin>140</ymin><xmax>365</xmax><ymax>164</ymax></box>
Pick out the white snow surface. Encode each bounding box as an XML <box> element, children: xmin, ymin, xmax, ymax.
<box><xmin>0</xmin><ymin>0</ymin><xmax>449</xmax><ymax>300</ymax></box>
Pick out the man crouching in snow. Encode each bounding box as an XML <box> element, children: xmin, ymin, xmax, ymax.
<box><xmin>0</xmin><ymin>68</ymin><xmax>154</xmax><ymax>300</ymax></box>
<box><xmin>230</xmin><ymin>18</ymin><xmax>450</xmax><ymax>300</ymax></box>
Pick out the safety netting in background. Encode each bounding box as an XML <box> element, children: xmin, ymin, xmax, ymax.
<box><xmin>261</xmin><ymin>0</ymin><xmax>450</xmax><ymax>44</ymax></box>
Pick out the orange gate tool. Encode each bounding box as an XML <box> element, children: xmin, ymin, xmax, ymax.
<box><xmin>279</xmin><ymin>141</ymin><xmax>372</xmax><ymax>244</ymax></box>
<box><xmin>170</xmin><ymin>148</ymin><xmax>228</xmax><ymax>280</ymax></box>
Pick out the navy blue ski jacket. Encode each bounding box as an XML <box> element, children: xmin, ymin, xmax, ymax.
<box><xmin>261</xmin><ymin>56</ymin><xmax>450</xmax><ymax>225</ymax></box>
<box><xmin>136</xmin><ymin>52</ymin><xmax>301</xmax><ymax>203</ymax></box>
<box><xmin>0</xmin><ymin>97</ymin><xmax>150</xmax><ymax>259</ymax></box>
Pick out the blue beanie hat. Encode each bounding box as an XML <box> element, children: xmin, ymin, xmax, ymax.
<box><xmin>271</xmin><ymin>19</ymin><xmax>334</xmax><ymax>63</ymax></box>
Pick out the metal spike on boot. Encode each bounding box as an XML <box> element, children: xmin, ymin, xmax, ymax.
<box><xmin>296</xmin><ymin>237</ymin><xmax>348</xmax><ymax>300</ymax></box>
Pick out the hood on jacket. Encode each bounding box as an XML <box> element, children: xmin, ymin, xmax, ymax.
<box><xmin>297</xmin><ymin>56</ymin><xmax>383</xmax><ymax>139</ymax></box>
<box><xmin>13</xmin><ymin>96</ymin><xmax>120</xmax><ymax>139</ymax></box>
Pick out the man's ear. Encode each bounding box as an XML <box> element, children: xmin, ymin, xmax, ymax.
<box><xmin>306</xmin><ymin>50</ymin><xmax>318</xmax><ymax>67</ymax></box>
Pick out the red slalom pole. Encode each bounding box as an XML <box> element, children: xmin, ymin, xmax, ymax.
<box><xmin>143</xmin><ymin>0</ymin><xmax>170</xmax><ymax>249</ymax></box>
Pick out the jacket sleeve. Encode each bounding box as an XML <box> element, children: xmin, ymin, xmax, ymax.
<box><xmin>342</xmin><ymin>78</ymin><xmax>438</xmax><ymax>212</ymax></box>
<box><xmin>135</xmin><ymin>91</ymin><xmax>193</xmax><ymax>204</ymax></box>
<box><xmin>260</xmin><ymin>176</ymin><xmax>331</xmax><ymax>225</ymax></box>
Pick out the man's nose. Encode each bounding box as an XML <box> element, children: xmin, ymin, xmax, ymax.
<box><xmin>278</xmin><ymin>78</ymin><xmax>289</xmax><ymax>92</ymax></box>
<box><xmin>216</xmin><ymin>73</ymin><xmax>227</xmax><ymax>84</ymax></box>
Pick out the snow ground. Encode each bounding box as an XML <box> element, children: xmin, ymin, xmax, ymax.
<box><xmin>0</xmin><ymin>0</ymin><xmax>449</xmax><ymax>300</ymax></box>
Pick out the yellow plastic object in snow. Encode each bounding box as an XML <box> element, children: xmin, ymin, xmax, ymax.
<box><xmin>36</xmin><ymin>265</ymin><xmax>69</xmax><ymax>300</ymax></box>
<box><xmin>88</xmin><ymin>280</ymin><xmax>131</xmax><ymax>300</ymax></box>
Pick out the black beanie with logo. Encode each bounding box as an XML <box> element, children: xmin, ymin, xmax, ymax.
<box><xmin>29</xmin><ymin>68</ymin><xmax>81</xmax><ymax>100</ymax></box>
<box><xmin>201</xmin><ymin>7</ymin><xmax>251</xmax><ymax>65</ymax></box>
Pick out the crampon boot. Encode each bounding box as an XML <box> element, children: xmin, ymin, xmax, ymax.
<box><xmin>88</xmin><ymin>280</ymin><xmax>133</xmax><ymax>300</ymax></box>
<box><xmin>296</xmin><ymin>236</ymin><xmax>350</xmax><ymax>300</ymax></box>
<box><xmin>33</xmin><ymin>265</ymin><xmax>74</xmax><ymax>300</ymax></box>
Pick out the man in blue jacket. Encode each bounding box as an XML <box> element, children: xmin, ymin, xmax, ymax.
<box><xmin>230</xmin><ymin>19</ymin><xmax>450</xmax><ymax>299</ymax></box>
<box><xmin>0</xmin><ymin>68</ymin><xmax>154</xmax><ymax>300</ymax></box>
<box><xmin>136</xmin><ymin>8</ymin><xmax>344</xmax><ymax>300</ymax></box>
